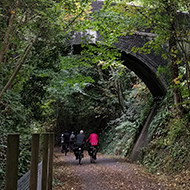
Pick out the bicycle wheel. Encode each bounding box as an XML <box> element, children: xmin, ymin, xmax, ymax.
<box><xmin>78</xmin><ymin>148</ymin><xmax>82</xmax><ymax>165</ymax></box>
<box><xmin>90</xmin><ymin>156</ymin><xmax>94</xmax><ymax>163</ymax></box>
<box><xmin>94</xmin><ymin>148</ymin><xmax>97</xmax><ymax>160</ymax></box>
<box><xmin>90</xmin><ymin>148</ymin><xmax>95</xmax><ymax>163</ymax></box>
<box><xmin>65</xmin><ymin>144</ymin><xmax>68</xmax><ymax>155</ymax></box>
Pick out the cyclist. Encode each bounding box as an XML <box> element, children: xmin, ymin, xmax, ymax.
<box><xmin>60</xmin><ymin>133</ymin><xmax>65</xmax><ymax>153</ymax></box>
<box><xmin>86</xmin><ymin>132</ymin><xmax>99</xmax><ymax>159</ymax></box>
<box><xmin>74</xmin><ymin>130</ymin><xmax>85</xmax><ymax>159</ymax></box>
<box><xmin>63</xmin><ymin>130</ymin><xmax>70</xmax><ymax>154</ymax></box>
<box><xmin>69</xmin><ymin>131</ymin><xmax>75</xmax><ymax>150</ymax></box>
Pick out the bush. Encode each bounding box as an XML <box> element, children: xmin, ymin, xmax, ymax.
<box><xmin>140</xmin><ymin>116</ymin><xmax>190</xmax><ymax>174</ymax></box>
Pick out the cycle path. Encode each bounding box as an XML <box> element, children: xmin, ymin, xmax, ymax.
<box><xmin>53</xmin><ymin>147</ymin><xmax>174</xmax><ymax>190</ymax></box>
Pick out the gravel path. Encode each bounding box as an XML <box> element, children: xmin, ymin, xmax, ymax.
<box><xmin>53</xmin><ymin>147</ymin><xmax>175</xmax><ymax>190</ymax></box>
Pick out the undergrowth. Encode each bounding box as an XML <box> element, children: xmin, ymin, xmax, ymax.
<box><xmin>138</xmin><ymin>89</ymin><xmax>190</xmax><ymax>174</ymax></box>
<box><xmin>140</xmin><ymin>115</ymin><xmax>190</xmax><ymax>174</ymax></box>
<box><xmin>100</xmin><ymin>89</ymin><xmax>190</xmax><ymax>175</ymax></box>
<box><xmin>99</xmin><ymin>88</ymin><xmax>153</xmax><ymax>156</ymax></box>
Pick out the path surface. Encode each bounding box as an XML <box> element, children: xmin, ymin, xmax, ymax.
<box><xmin>53</xmin><ymin>147</ymin><xmax>175</xmax><ymax>190</ymax></box>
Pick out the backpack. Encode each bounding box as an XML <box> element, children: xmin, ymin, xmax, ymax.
<box><xmin>61</xmin><ymin>135</ymin><xmax>64</xmax><ymax>143</ymax></box>
<box><xmin>70</xmin><ymin>134</ymin><xmax>75</xmax><ymax>141</ymax></box>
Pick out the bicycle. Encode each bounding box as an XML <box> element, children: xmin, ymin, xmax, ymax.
<box><xmin>69</xmin><ymin>141</ymin><xmax>75</xmax><ymax>152</ymax></box>
<box><xmin>78</xmin><ymin>147</ymin><xmax>83</xmax><ymax>165</ymax></box>
<box><xmin>89</xmin><ymin>146</ymin><xmax>97</xmax><ymax>163</ymax></box>
<box><xmin>65</xmin><ymin>144</ymin><xmax>69</xmax><ymax>155</ymax></box>
<box><xmin>62</xmin><ymin>143</ymin><xmax>69</xmax><ymax>155</ymax></box>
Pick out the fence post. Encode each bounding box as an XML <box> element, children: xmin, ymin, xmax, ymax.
<box><xmin>48</xmin><ymin>133</ymin><xmax>54</xmax><ymax>190</ymax></box>
<box><xmin>42</xmin><ymin>133</ymin><xmax>49</xmax><ymax>190</ymax></box>
<box><xmin>29</xmin><ymin>133</ymin><xmax>40</xmax><ymax>190</ymax></box>
<box><xmin>5</xmin><ymin>133</ymin><xmax>20</xmax><ymax>190</ymax></box>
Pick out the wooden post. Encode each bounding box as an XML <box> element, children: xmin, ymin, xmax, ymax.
<box><xmin>29</xmin><ymin>133</ymin><xmax>40</xmax><ymax>190</ymax></box>
<box><xmin>5</xmin><ymin>133</ymin><xmax>19</xmax><ymax>190</ymax></box>
<box><xmin>48</xmin><ymin>133</ymin><xmax>54</xmax><ymax>190</ymax></box>
<box><xmin>41</xmin><ymin>133</ymin><xmax>49</xmax><ymax>190</ymax></box>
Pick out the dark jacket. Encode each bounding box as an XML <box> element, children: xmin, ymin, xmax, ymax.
<box><xmin>64</xmin><ymin>132</ymin><xmax>70</xmax><ymax>143</ymax></box>
<box><xmin>75</xmin><ymin>133</ymin><xmax>85</xmax><ymax>146</ymax></box>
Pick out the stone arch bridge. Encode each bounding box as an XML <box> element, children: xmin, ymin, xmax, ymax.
<box><xmin>70</xmin><ymin>0</ymin><xmax>179</xmax><ymax>161</ymax></box>
<box><xmin>72</xmin><ymin>33</ymin><xmax>168</xmax><ymax>98</ymax></box>
<box><xmin>72</xmin><ymin>0</ymin><xmax>169</xmax><ymax>98</ymax></box>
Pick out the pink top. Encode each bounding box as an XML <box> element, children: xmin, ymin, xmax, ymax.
<box><xmin>86</xmin><ymin>133</ymin><xmax>98</xmax><ymax>146</ymax></box>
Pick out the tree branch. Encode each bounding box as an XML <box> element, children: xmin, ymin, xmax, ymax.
<box><xmin>0</xmin><ymin>32</ymin><xmax>40</xmax><ymax>100</ymax></box>
<box><xmin>0</xmin><ymin>0</ymin><xmax>20</xmax><ymax>67</ymax></box>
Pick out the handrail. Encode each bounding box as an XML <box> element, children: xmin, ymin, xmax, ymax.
<box><xmin>5</xmin><ymin>133</ymin><xmax>54</xmax><ymax>190</ymax></box>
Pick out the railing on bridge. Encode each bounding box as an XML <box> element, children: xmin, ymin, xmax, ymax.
<box><xmin>5</xmin><ymin>133</ymin><xmax>54</xmax><ymax>190</ymax></box>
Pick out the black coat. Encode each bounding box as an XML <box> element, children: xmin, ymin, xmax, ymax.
<box><xmin>64</xmin><ymin>132</ymin><xmax>70</xmax><ymax>143</ymax></box>
<box><xmin>75</xmin><ymin>134</ymin><xmax>85</xmax><ymax>146</ymax></box>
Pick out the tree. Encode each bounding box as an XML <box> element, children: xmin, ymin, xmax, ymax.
<box><xmin>103</xmin><ymin>0</ymin><xmax>190</xmax><ymax>115</ymax></box>
<box><xmin>0</xmin><ymin>1</ymin><xmax>95</xmax><ymax>187</ymax></box>
<box><xmin>0</xmin><ymin>0</ymin><xmax>92</xmax><ymax>100</ymax></box>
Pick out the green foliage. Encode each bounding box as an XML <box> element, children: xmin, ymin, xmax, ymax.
<box><xmin>0</xmin><ymin>135</ymin><xmax>7</xmax><ymax>189</ymax></box>
<box><xmin>114</xmin><ymin>120</ymin><xmax>139</xmax><ymax>156</ymax></box>
<box><xmin>81</xmin><ymin>44</ymin><xmax>122</xmax><ymax>66</ymax></box>
<box><xmin>141</xmin><ymin>113</ymin><xmax>190</xmax><ymax>174</ymax></box>
<box><xmin>99</xmin><ymin>78</ymin><xmax>152</xmax><ymax>156</ymax></box>
<box><xmin>47</xmin><ymin>55</ymin><xmax>95</xmax><ymax>103</ymax></box>
<box><xmin>18</xmin><ymin>134</ymin><xmax>32</xmax><ymax>178</ymax></box>
<box><xmin>99</xmin><ymin>126</ymin><xmax>117</xmax><ymax>155</ymax></box>
<box><xmin>0</xmin><ymin>0</ymin><xmax>81</xmax><ymax>188</ymax></box>
<box><xmin>0</xmin><ymin>91</ymin><xmax>28</xmax><ymax>132</ymax></box>
<box><xmin>1</xmin><ymin>0</ymin><xmax>190</xmax><ymax>184</ymax></box>
<box><xmin>148</xmin><ymin>92</ymin><xmax>173</xmax><ymax>140</ymax></box>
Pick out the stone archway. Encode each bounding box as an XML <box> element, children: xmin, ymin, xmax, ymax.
<box><xmin>72</xmin><ymin>31</ymin><xmax>169</xmax><ymax>161</ymax></box>
<box><xmin>72</xmin><ymin>41</ymin><xmax>168</xmax><ymax>98</ymax></box>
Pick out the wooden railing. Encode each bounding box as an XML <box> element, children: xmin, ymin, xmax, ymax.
<box><xmin>5</xmin><ymin>133</ymin><xmax>54</xmax><ymax>190</ymax></box>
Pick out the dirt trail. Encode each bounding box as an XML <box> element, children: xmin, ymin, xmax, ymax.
<box><xmin>53</xmin><ymin>147</ymin><xmax>174</xmax><ymax>190</ymax></box>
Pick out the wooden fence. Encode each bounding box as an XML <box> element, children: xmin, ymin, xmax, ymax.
<box><xmin>5</xmin><ymin>133</ymin><xmax>54</xmax><ymax>190</ymax></box>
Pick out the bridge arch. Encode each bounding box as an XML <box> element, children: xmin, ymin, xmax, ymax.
<box><xmin>120</xmin><ymin>51</ymin><xmax>167</xmax><ymax>98</ymax></box>
<box><xmin>72</xmin><ymin>32</ymin><xmax>168</xmax><ymax>98</ymax></box>
<box><xmin>115</xmin><ymin>34</ymin><xmax>168</xmax><ymax>98</ymax></box>
<box><xmin>71</xmin><ymin>0</ymin><xmax>169</xmax><ymax>98</ymax></box>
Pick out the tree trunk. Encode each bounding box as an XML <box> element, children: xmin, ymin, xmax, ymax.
<box><xmin>168</xmin><ymin>3</ymin><xmax>184</xmax><ymax>115</ymax></box>
<box><xmin>184</xmin><ymin>54</ymin><xmax>190</xmax><ymax>99</ymax></box>
<box><xmin>115</xmin><ymin>80</ymin><xmax>125</xmax><ymax>113</ymax></box>
<box><xmin>0</xmin><ymin>1</ymin><xmax>20</xmax><ymax>66</ymax></box>
<box><xmin>0</xmin><ymin>14</ymin><xmax>15</xmax><ymax>67</ymax></box>
<box><xmin>0</xmin><ymin>33</ymin><xmax>39</xmax><ymax>100</ymax></box>
<box><xmin>110</xmin><ymin>67</ymin><xmax>126</xmax><ymax>113</ymax></box>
